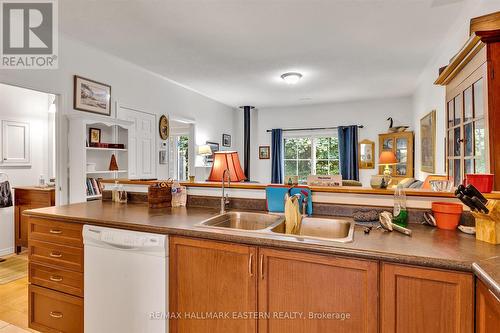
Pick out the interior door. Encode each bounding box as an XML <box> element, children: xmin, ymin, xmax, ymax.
<box><xmin>117</xmin><ymin>107</ymin><xmax>156</xmax><ymax>179</ymax></box>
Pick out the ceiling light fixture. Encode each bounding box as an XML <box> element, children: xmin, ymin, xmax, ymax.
<box><xmin>281</xmin><ymin>72</ymin><xmax>303</xmax><ymax>85</ymax></box>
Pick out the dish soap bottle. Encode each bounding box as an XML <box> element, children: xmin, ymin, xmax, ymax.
<box><xmin>393</xmin><ymin>184</ymin><xmax>408</xmax><ymax>227</ymax></box>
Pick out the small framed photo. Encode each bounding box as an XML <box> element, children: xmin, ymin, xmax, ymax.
<box><xmin>74</xmin><ymin>75</ymin><xmax>112</xmax><ymax>116</ymax></box>
<box><xmin>259</xmin><ymin>146</ymin><xmax>270</xmax><ymax>159</ymax></box>
<box><xmin>222</xmin><ymin>134</ymin><xmax>231</xmax><ymax>147</ymax></box>
<box><xmin>89</xmin><ymin>128</ymin><xmax>101</xmax><ymax>144</ymax></box>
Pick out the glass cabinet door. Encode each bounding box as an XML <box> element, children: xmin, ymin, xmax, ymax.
<box><xmin>446</xmin><ymin>77</ymin><xmax>487</xmax><ymax>186</ymax></box>
<box><xmin>396</xmin><ymin>137</ymin><xmax>408</xmax><ymax>176</ymax></box>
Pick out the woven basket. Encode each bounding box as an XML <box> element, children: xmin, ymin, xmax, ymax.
<box><xmin>148</xmin><ymin>182</ymin><xmax>172</xmax><ymax>209</ymax></box>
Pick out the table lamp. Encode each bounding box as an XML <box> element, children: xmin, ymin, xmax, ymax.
<box><xmin>197</xmin><ymin>145</ymin><xmax>212</xmax><ymax>166</ymax></box>
<box><xmin>208</xmin><ymin>151</ymin><xmax>246</xmax><ymax>182</ymax></box>
<box><xmin>378</xmin><ymin>151</ymin><xmax>397</xmax><ymax>188</ymax></box>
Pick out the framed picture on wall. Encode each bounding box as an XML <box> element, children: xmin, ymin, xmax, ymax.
<box><xmin>222</xmin><ymin>134</ymin><xmax>231</xmax><ymax>147</ymax></box>
<box><xmin>259</xmin><ymin>146</ymin><xmax>270</xmax><ymax>159</ymax></box>
<box><xmin>206</xmin><ymin>141</ymin><xmax>219</xmax><ymax>163</ymax></box>
<box><xmin>420</xmin><ymin>110</ymin><xmax>436</xmax><ymax>173</ymax></box>
<box><xmin>74</xmin><ymin>75</ymin><xmax>112</xmax><ymax>116</ymax></box>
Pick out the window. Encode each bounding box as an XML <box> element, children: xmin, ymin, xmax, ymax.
<box><xmin>284</xmin><ymin>136</ymin><xmax>339</xmax><ymax>183</ymax></box>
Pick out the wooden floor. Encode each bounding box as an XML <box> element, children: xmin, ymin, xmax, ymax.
<box><xmin>0</xmin><ymin>254</ymin><xmax>38</xmax><ymax>333</ymax></box>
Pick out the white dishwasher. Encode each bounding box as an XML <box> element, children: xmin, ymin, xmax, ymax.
<box><xmin>83</xmin><ymin>225</ymin><xmax>168</xmax><ymax>333</ymax></box>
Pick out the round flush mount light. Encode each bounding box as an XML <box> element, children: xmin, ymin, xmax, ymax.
<box><xmin>281</xmin><ymin>72</ymin><xmax>303</xmax><ymax>85</ymax></box>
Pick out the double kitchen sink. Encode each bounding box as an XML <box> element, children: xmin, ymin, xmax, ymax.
<box><xmin>198</xmin><ymin>211</ymin><xmax>354</xmax><ymax>243</ymax></box>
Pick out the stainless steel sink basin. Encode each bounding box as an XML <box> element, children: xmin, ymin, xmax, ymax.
<box><xmin>270</xmin><ymin>217</ymin><xmax>354</xmax><ymax>243</ymax></box>
<box><xmin>199</xmin><ymin>211</ymin><xmax>284</xmax><ymax>231</ymax></box>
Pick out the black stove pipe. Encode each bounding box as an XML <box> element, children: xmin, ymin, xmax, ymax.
<box><xmin>240</xmin><ymin>106</ymin><xmax>254</xmax><ymax>181</ymax></box>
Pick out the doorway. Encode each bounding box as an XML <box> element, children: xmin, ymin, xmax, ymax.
<box><xmin>0</xmin><ymin>82</ymin><xmax>60</xmax><ymax>332</ymax></box>
<box><xmin>169</xmin><ymin>119</ymin><xmax>195</xmax><ymax>181</ymax></box>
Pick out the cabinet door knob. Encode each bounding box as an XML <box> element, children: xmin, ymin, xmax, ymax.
<box><xmin>49</xmin><ymin>275</ymin><xmax>63</xmax><ymax>282</ymax></box>
<box><xmin>49</xmin><ymin>251</ymin><xmax>62</xmax><ymax>258</ymax></box>
<box><xmin>49</xmin><ymin>311</ymin><xmax>63</xmax><ymax>319</ymax></box>
<box><xmin>49</xmin><ymin>229</ymin><xmax>62</xmax><ymax>234</ymax></box>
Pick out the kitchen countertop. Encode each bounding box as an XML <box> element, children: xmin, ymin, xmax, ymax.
<box><xmin>24</xmin><ymin>201</ymin><xmax>500</xmax><ymax>297</ymax></box>
<box><xmin>13</xmin><ymin>186</ymin><xmax>56</xmax><ymax>191</ymax></box>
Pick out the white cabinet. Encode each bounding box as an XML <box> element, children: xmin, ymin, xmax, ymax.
<box><xmin>1</xmin><ymin>120</ymin><xmax>30</xmax><ymax>165</ymax></box>
<box><xmin>68</xmin><ymin>114</ymin><xmax>132</xmax><ymax>203</ymax></box>
<box><xmin>117</xmin><ymin>107</ymin><xmax>156</xmax><ymax>179</ymax></box>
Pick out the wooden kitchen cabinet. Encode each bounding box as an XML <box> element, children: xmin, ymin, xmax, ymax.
<box><xmin>169</xmin><ymin>236</ymin><xmax>258</xmax><ymax>333</ymax></box>
<box><xmin>258</xmin><ymin>248</ymin><xmax>378</xmax><ymax>333</ymax></box>
<box><xmin>380</xmin><ymin>263</ymin><xmax>474</xmax><ymax>333</ymax></box>
<box><xmin>476</xmin><ymin>279</ymin><xmax>500</xmax><ymax>333</ymax></box>
<box><xmin>14</xmin><ymin>187</ymin><xmax>55</xmax><ymax>254</ymax></box>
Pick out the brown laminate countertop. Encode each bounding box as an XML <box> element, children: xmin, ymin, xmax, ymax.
<box><xmin>25</xmin><ymin>201</ymin><xmax>500</xmax><ymax>297</ymax></box>
<box><xmin>13</xmin><ymin>186</ymin><xmax>56</xmax><ymax>192</ymax></box>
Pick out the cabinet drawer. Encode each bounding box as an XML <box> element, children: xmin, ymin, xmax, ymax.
<box><xmin>15</xmin><ymin>190</ymin><xmax>53</xmax><ymax>206</ymax></box>
<box><xmin>29</xmin><ymin>285</ymin><xmax>83</xmax><ymax>333</ymax></box>
<box><xmin>29</xmin><ymin>218</ymin><xmax>83</xmax><ymax>248</ymax></box>
<box><xmin>29</xmin><ymin>262</ymin><xmax>83</xmax><ymax>297</ymax></box>
<box><xmin>29</xmin><ymin>240</ymin><xmax>83</xmax><ymax>272</ymax></box>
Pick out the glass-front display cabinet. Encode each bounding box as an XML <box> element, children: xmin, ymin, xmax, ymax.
<box><xmin>445</xmin><ymin>77</ymin><xmax>487</xmax><ymax>186</ymax></box>
<box><xmin>378</xmin><ymin>131</ymin><xmax>414</xmax><ymax>180</ymax></box>
<box><xmin>435</xmin><ymin>30</ymin><xmax>500</xmax><ymax>188</ymax></box>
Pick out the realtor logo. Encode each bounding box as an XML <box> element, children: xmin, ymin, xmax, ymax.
<box><xmin>1</xmin><ymin>0</ymin><xmax>58</xmax><ymax>69</ymax></box>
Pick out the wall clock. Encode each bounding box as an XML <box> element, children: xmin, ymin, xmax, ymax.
<box><xmin>159</xmin><ymin>115</ymin><xmax>169</xmax><ymax>140</ymax></box>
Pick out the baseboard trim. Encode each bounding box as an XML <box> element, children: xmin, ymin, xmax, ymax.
<box><xmin>0</xmin><ymin>247</ymin><xmax>14</xmax><ymax>257</ymax></box>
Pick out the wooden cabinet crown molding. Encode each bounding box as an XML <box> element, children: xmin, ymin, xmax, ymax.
<box><xmin>435</xmin><ymin>29</ymin><xmax>500</xmax><ymax>86</ymax></box>
<box><xmin>470</xmin><ymin>11</ymin><xmax>500</xmax><ymax>36</ymax></box>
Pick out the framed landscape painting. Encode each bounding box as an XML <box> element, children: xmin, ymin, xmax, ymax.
<box><xmin>420</xmin><ymin>110</ymin><xmax>436</xmax><ymax>173</ymax></box>
<box><xmin>74</xmin><ymin>75</ymin><xmax>112</xmax><ymax>116</ymax></box>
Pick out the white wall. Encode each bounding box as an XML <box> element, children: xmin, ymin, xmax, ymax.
<box><xmin>412</xmin><ymin>0</ymin><xmax>500</xmax><ymax>180</ymax></box>
<box><xmin>0</xmin><ymin>33</ymin><xmax>235</xmax><ymax>200</ymax></box>
<box><xmin>235</xmin><ymin>97</ymin><xmax>413</xmax><ymax>185</ymax></box>
<box><xmin>0</xmin><ymin>83</ymin><xmax>51</xmax><ymax>256</ymax></box>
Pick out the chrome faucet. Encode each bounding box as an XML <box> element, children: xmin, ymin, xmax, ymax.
<box><xmin>220</xmin><ymin>169</ymin><xmax>231</xmax><ymax>214</ymax></box>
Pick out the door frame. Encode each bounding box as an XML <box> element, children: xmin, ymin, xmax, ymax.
<box><xmin>0</xmin><ymin>81</ymin><xmax>66</xmax><ymax>205</ymax></box>
<box><xmin>169</xmin><ymin>115</ymin><xmax>196</xmax><ymax>180</ymax></box>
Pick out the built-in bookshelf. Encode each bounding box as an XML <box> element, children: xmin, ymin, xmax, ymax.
<box><xmin>69</xmin><ymin>114</ymin><xmax>133</xmax><ymax>203</ymax></box>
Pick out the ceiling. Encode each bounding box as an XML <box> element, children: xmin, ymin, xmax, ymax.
<box><xmin>60</xmin><ymin>0</ymin><xmax>466</xmax><ymax>108</ymax></box>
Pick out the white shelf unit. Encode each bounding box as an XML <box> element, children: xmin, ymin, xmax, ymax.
<box><xmin>69</xmin><ymin>114</ymin><xmax>133</xmax><ymax>203</ymax></box>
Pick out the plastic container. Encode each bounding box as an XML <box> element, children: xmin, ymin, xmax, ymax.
<box><xmin>464</xmin><ymin>174</ymin><xmax>494</xmax><ymax>193</ymax></box>
<box><xmin>171</xmin><ymin>181</ymin><xmax>187</xmax><ymax>207</ymax></box>
<box><xmin>432</xmin><ymin>202</ymin><xmax>463</xmax><ymax>230</ymax></box>
<box><xmin>393</xmin><ymin>185</ymin><xmax>408</xmax><ymax>227</ymax></box>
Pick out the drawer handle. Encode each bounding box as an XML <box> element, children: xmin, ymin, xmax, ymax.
<box><xmin>49</xmin><ymin>229</ymin><xmax>63</xmax><ymax>234</ymax></box>
<box><xmin>49</xmin><ymin>311</ymin><xmax>63</xmax><ymax>319</ymax></box>
<box><xmin>49</xmin><ymin>251</ymin><xmax>62</xmax><ymax>258</ymax></box>
<box><xmin>49</xmin><ymin>275</ymin><xmax>63</xmax><ymax>282</ymax></box>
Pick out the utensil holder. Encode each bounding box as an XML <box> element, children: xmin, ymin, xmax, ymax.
<box><xmin>472</xmin><ymin>199</ymin><xmax>500</xmax><ymax>244</ymax></box>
